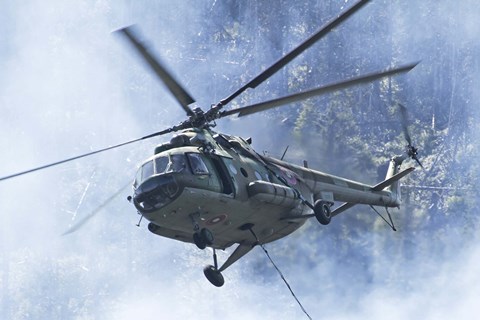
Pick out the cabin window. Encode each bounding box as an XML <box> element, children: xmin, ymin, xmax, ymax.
<box><xmin>187</xmin><ymin>153</ymin><xmax>209</xmax><ymax>175</ymax></box>
<box><xmin>240</xmin><ymin>168</ymin><xmax>248</xmax><ymax>178</ymax></box>
<box><xmin>141</xmin><ymin>160</ymin><xmax>154</xmax><ymax>181</ymax></box>
<box><xmin>227</xmin><ymin>162</ymin><xmax>238</xmax><ymax>175</ymax></box>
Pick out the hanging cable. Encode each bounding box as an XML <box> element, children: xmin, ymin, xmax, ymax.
<box><xmin>249</xmin><ymin>229</ymin><xmax>313</xmax><ymax>320</ymax></box>
<box><xmin>259</xmin><ymin>244</ymin><xmax>313</xmax><ymax>320</ymax></box>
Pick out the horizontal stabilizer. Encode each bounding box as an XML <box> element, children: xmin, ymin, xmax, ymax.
<box><xmin>331</xmin><ymin>202</ymin><xmax>356</xmax><ymax>217</ymax></box>
<box><xmin>282</xmin><ymin>202</ymin><xmax>359</xmax><ymax>220</ymax></box>
<box><xmin>370</xmin><ymin>167</ymin><xmax>415</xmax><ymax>192</ymax></box>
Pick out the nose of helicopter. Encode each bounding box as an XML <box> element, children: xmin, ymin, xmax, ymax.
<box><xmin>133</xmin><ymin>174</ymin><xmax>180</xmax><ymax>213</ymax></box>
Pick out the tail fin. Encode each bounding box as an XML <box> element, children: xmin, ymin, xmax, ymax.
<box><xmin>371</xmin><ymin>156</ymin><xmax>414</xmax><ymax>205</ymax></box>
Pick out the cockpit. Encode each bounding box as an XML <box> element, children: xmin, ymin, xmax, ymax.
<box><xmin>135</xmin><ymin>154</ymin><xmax>188</xmax><ymax>187</ymax></box>
<box><xmin>133</xmin><ymin>152</ymin><xmax>212</xmax><ymax>213</ymax></box>
<box><xmin>134</xmin><ymin>153</ymin><xmax>212</xmax><ymax>186</ymax></box>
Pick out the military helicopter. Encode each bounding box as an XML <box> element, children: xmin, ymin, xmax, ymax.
<box><xmin>0</xmin><ymin>0</ymin><xmax>422</xmax><ymax>287</ymax></box>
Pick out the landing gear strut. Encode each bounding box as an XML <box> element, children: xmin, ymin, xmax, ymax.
<box><xmin>203</xmin><ymin>249</ymin><xmax>224</xmax><ymax>287</ymax></box>
<box><xmin>314</xmin><ymin>200</ymin><xmax>332</xmax><ymax>225</ymax></box>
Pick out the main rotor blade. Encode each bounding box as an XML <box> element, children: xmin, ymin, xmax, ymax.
<box><xmin>218</xmin><ymin>0</ymin><xmax>371</xmax><ymax>107</ymax></box>
<box><xmin>0</xmin><ymin>128</ymin><xmax>174</xmax><ymax>182</ymax></box>
<box><xmin>62</xmin><ymin>180</ymin><xmax>131</xmax><ymax>235</ymax></box>
<box><xmin>222</xmin><ymin>62</ymin><xmax>418</xmax><ymax>118</ymax></box>
<box><xmin>398</xmin><ymin>103</ymin><xmax>412</xmax><ymax>146</ymax></box>
<box><xmin>116</xmin><ymin>26</ymin><xmax>195</xmax><ymax>117</ymax></box>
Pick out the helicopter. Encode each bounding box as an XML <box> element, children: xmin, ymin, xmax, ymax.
<box><xmin>0</xmin><ymin>0</ymin><xmax>422</xmax><ymax>287</ymax></box>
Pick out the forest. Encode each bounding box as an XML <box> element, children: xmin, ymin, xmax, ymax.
<box><xmin>1</xmin><ymin>0</ymin><xmax>479</xmax><ymax>319</ymax></box>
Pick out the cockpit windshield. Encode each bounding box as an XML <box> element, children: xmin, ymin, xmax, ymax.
<box><xmin>167</xmin><ymin>154</ymin><xmax>187</xmax><ymax>173</ymax></box>
<box><xmin>135</xmin><ymin>154</ymin><xmax>187</xmax><ymax>187</ymax></box>
<box><xmin>141</xmin><ymin>160</ymin><xmax>154</xmax><ymax>182</ymax></box>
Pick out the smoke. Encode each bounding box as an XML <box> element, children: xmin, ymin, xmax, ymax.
<box><xmin>1</xmin><ymin>0</ymin><xmax>479</xmax><ymax>319</ymax></box>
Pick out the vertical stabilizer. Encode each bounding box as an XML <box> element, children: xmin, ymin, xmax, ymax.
<box><xmin>385</xmin><ymin>155</ymin><xmax>407</xmax><ymax>204</ymax></box>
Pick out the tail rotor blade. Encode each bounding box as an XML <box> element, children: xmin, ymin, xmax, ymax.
<box><xmin>398</xmin><ymin>103</ymin><xmax>412</xmax><ymax>146</ymax></box>
<box><xmin>414</xmin><ymin>156</ymin><xmax>424</xmax><ymax>169</ymax></box>
<box><xmin>398</xmin><ymin>103</ymin><xmax>424</xmax><ymax>169</ymax></box>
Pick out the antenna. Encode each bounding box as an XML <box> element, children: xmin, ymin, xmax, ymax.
<box><xmin>280</xmin><ymin>146</ymin><xmax>290</xmax><ymax>161</ymax></box>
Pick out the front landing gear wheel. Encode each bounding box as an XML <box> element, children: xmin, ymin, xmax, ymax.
<box><xmin>193</xmin><ymin>232</ymin><xmax>206</xmax><ymax>249</ymax></box>
<box><xmin>314</xmin><ymin>200</ymin><xmax>332</xmax><ymax>225</ymax></box>
<box><xmin>203</xmin><ymin>265</ymin><xmax>224</xmax><ymax>287</ymax></box>
<box><xmin>193</xmin><ymin>228</ymin><xmax>214</xmax><ymax>249</ymax></box>
<box><xmin>200</xmin><ymin>228</ymin><xmax>214</xmax><ymax>245</ymax></box>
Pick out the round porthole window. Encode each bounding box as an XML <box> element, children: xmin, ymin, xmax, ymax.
<box><xmin>240</xmin><ymin>168</ymin><xmax>248</xmax><ymax>177</ymax></box>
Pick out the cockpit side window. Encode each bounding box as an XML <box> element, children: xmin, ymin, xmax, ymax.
<box><xmin>134</xmin><ymin>167</ymin><xmax>142</xmax><ymax>188</ymax></box>
<box><xmin>141</xmin><ymin>160</ymin><xmax>154</xmax><ymax>182</ymax></box>
<box><xmin>154</xmin><ymin>154</ymin><xmax>186</xmax><ymax>174</ymax></box>
<box><xmin>187</xmin><ymin>153</ymin><xmax>209</xmax><ymax>175</ymax></box>
<box><xmin>167</xmin><ymin>154</ymin><xmax>186</xmax><ymax>173</ymax></box>
<box><xmin>155</xmin><ymin>156</ymin><xmax>169</xmax><ymax>174</ymax></box>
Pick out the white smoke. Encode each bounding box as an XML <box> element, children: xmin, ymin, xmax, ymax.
<box><xmin>1</xmin><ymin>0</ymin><xmax>479</xmax><ymax>319</ymax></box>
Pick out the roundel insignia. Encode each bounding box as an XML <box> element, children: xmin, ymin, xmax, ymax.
<box><xmin>206</xmin><ymin>214</ymin><xmax>228</xmax><ymax>226</ymax></box>
<box><xmin>281</xmin><ymin>168</ymin><xmax>297</xmax><ymax>185</ymax></box>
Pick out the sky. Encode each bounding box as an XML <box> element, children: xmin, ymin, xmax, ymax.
<box><xmin>1</xmin><ymin>0</ymin><xmax>479</xmax><ymax>319</ymax></box>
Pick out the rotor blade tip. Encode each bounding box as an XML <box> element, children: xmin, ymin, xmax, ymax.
<box><xmin>112</xmin><ymin>25</ymin><xmax>131</xmax><ymax>34</ymax></box>
<box><xmin>409</xmin><ymin>60</ymin><xmax>421</xmax><ymax>69</ymax></box>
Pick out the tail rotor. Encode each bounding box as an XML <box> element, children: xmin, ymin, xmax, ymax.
<box><xmin>398</xmin><ymin>103</ymin><xmax>424</xmax><ymax>169</ymax></box>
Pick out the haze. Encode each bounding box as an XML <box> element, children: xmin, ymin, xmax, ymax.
<box><xmin>1</xmin><ymin>1</ymin><xmax>479</xmax><ymax>319</ymax></box>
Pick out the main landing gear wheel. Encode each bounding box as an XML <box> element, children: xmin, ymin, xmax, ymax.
<box><xmin>314</xmin><ymin>200</ymin><xmax>332</xmax><ymax>225</ymax></box>
<box><xmin>203</xmin><ymin>265</ymin><xmax>224</xmax><ymax>287</ymax></box>
<box><xmin>193</xmin><ymin>232</ymin><xmax>206</xmax><ymax>249</ymax></box>
<box><xmin>193</xmin><ymin>228</ymin><xmax>214</xmax><ymax>249</ymax></box>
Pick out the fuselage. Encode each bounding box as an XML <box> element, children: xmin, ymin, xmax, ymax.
<box><xmin>131</xmin><ymin>128</ymin><xmax>403</xmax><ymax>249</ymax></box>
